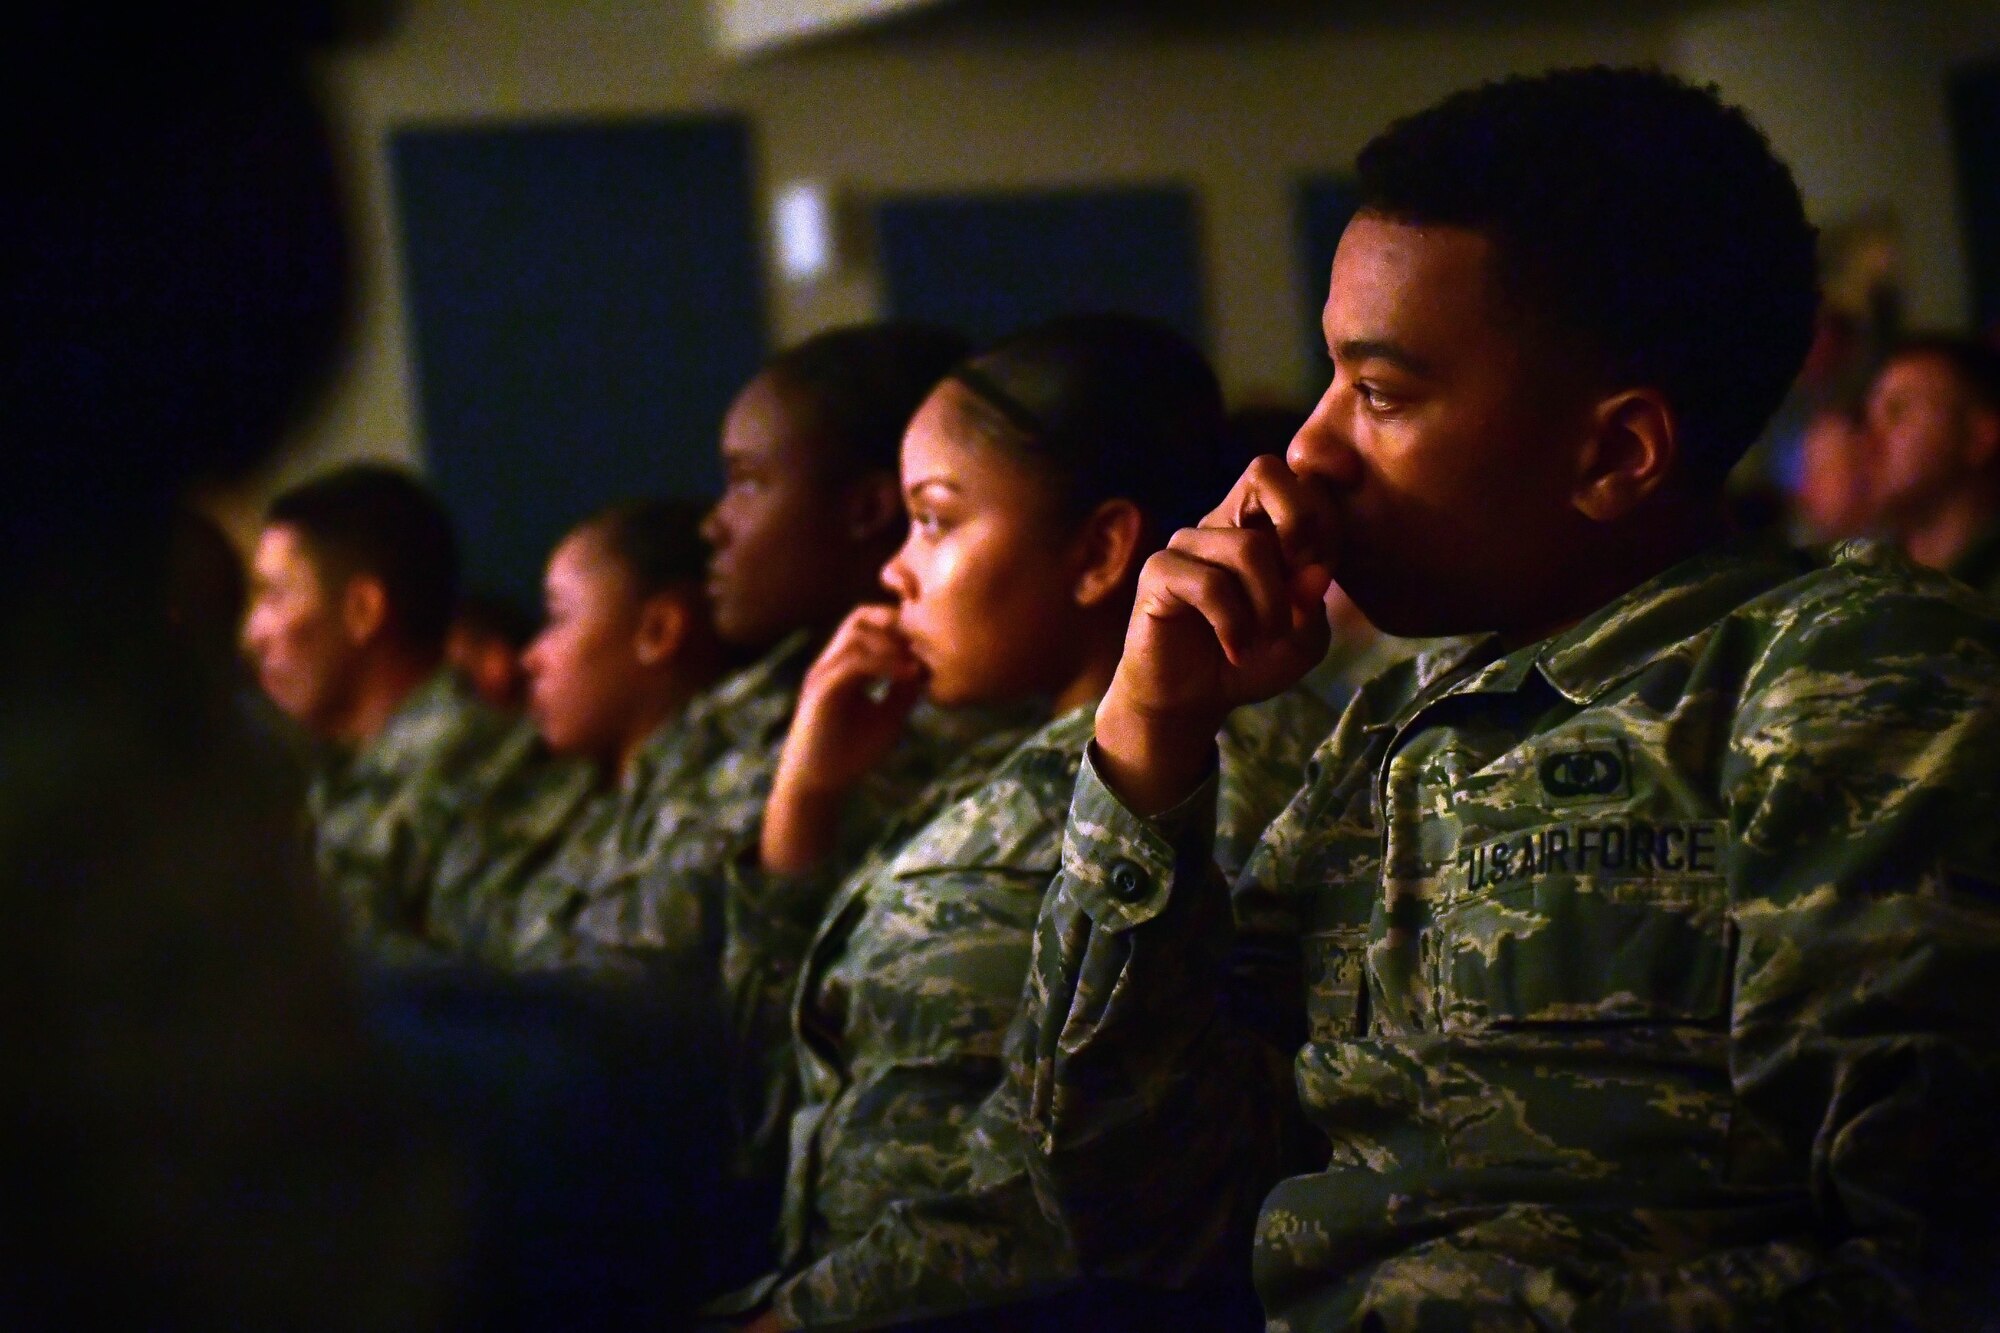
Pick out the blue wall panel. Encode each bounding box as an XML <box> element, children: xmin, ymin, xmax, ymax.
<box><xmin>877</xmin><ymin>187</ymin><xmax>1206</xmax><ymax>351</ymax></box>
<box><xmin>391</xmin><ymin>116</ymin><xmax>765</xmax><ymax>606</ymax></box>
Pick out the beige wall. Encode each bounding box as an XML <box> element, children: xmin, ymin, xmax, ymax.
<box><xmin>1673</xmin><ymin>0</ymin><xmax>2000</xmax><ymax>334</ymax></box>
<box><xmin>238</xmin><ymin>0</ymin><xmax>1999</xmax><ymax>529</ymax></box>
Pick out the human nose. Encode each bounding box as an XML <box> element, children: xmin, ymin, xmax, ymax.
<box><xmin>879</xmin><ymin>541</ymin><xmax>917</xmax><ymax>603</ymax></box>
<box><xmin>699</xmin><ymin>498</ymin><xmax>728</xmax><ymax>550</ymax></box>
<box><xmin>1286</xmin><ymin>382</ymin><xmax>1363</xmax><ymax>490</ymax></box>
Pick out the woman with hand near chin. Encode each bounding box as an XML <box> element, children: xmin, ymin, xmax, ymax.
<box><xmin>716</xmin><ymin>315</ymin><xmax>1330</xmax><ymax>1333</ymax></box>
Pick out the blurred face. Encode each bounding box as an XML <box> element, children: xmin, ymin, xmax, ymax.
<box><xmin>243</xmin><ymin>524</ymin><xmax>360</xmax><ymax>733</ymax></box>
<box><xmin>1866</xmin><ymin>353</ymin><xmax>1981</xmax><ymax>524</ymax></box>
<box><xmin>1286</xmin><ymin>213</ymin><xmax>1592</xmax><ymax>638</ymax></box>
<box><xmin>447</xmin><ymin>623</ymin><xmax>526</xmax><ymax>712</ymax></box>
<box><xmin>881</xmin><ymin>384</ymin><xmax>1082</xmax><ymax>708</ymax></box>
<box><xmin>1795</xmin><ymin>409</ymin><xmax>1873</xmax><ymax>540</ymax></box>
<box><xmin>701</xmin><ymin>372</ymin><xmax>874</xmax><ymax>648</ymax></box>
<box><xmin>521</xmin><ymin>529</ymin><xmax>649</xmax><ymax>763</ymax></box>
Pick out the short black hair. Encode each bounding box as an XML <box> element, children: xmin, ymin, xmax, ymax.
<box><xmin>949</xmin><ymin>313</ymin><xmax>1226</xmax><ymax>544</ymax></box>
<box><xmin>1883</xmin><ymin>334</ymin><xmax>2000</xmax><ymax>416</ymax></box>
<box><xmin>578</xmin><ymin>497</ymin><xmax>711</xmax><ymax>600</ymax></box>
<box><xmin>762</xmin><ymin>322</ymin><xmax>971</xmax><ymax>481</ymax></box>
<box><xmin>266</xmin><ymin>464</ymin><xmax>458</xmax><ymax>654</ymax></box>
<box><xmin>1356</xmin><ymin>66</ymin><xmax>1820</xmax><ymax>486</ymax></box>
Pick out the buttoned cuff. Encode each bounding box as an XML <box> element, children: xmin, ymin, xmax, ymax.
<box><xmin>1058</xmin><ymin>744</ymin><xmax>1217</xmax><ymax>932</ymax></box>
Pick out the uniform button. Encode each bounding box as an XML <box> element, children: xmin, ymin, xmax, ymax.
<box><xmin>1108</xmin><ymin>859</ymin><xmax>1150</xmax><ymax>903</ymax></box>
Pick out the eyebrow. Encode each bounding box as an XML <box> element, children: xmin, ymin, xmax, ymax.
<box><xmin>904</xmin><ymin>478</ymin><xmax>961</xmax><ymax>499</ymax></box>
<box><xmin>1331</xmin><ymin>338</ymin><xmax>1435</xmax><ymax>378</ymax></box>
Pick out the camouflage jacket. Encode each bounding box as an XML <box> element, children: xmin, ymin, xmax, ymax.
<box><xmin>736</xmin><ymin>687</ymin><xmax>1333</xmax><ymax>1329</ymax></box>
<box><xmin>308</xmin><ymin>668</ymin><xmax>518</xmax><ymax>955</ymax></box>
<box><xmin>1018</xmin><ymin>537</ymin><xmax>2000</xmax><ymax>1331</ymax></box>
<box><xmin>509</xmin><ymin>634</ymin><xmax>1003</xmax><ymax>987</ymax></box>
<box><xmin>425</xmin><ymin>718</ymin><xmax>599</xmax><ymax>963</ymax></box>
<box><xmin>507</xmin><ymin>634</ymin><xmax>818</xmax><ymax>973</ymax></box>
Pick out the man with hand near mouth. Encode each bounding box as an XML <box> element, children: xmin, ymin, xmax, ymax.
<box><xmin>1016</xmin><ymin>67</ymin><xmax>2000</xmax><ymax>1330</ymax></box>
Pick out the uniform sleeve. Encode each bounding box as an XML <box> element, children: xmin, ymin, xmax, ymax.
<box><xmin>767</xmin><ymin>1081</ymin><xmax>1075</xmax><ymax>1329</ymax></box>
<box><xmin>1017</xmin><ymin>746</ymin><xmax>1318</xmax><ymax>1287</ymax></box>
<box><xmin>1575</xmin><ymin>590</ymin><xmax>2000</xmax><ymax>1328</ymax></box>
<box><xmin>763</xmin><ymin>873</ymin><xmax>1071</xmax><ymax>1330</ymax></box>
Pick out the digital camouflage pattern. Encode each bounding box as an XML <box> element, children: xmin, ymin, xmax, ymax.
<box><xmin>507</xmin><ymin>633</ymin><xmax>819</xmax><ymax>975</ymax></box>
<box><xmin>1299</xmin><ymin>628</ymin><xmax>1451</xmax><ymax>718</ymax></box>
<box><xmin>424</xmin><ymin>719</ymin><xmax>599</xmax><ymax>963</ymax></box>
<box><xmin>308</xmin><ymin>667</ymin><xmax>518</xmax><ymax>956</ymax></box>
<box><xmin>730</xmin><ymin>687</ymin><xmax>1333</xmax><ymax>1329</ymax></box>
<box><xmin>1020</xmin><ymin>537</ymin><xmax>2000</xmax><ymax>1330</ymax></box>
<box><xmin>508</xmin><ymin>631</ymin><xmax>1004</xmax><ymax>1005</ymax></box>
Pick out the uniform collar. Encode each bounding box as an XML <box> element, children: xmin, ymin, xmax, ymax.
<box><xmin>686</xmin><ymin>629</ymin><xmax>816</xmax><ymax>743</ymax></box>
<box><xmin>353</xmin><ymin>667</ymin><xmax>466</xmax><ymax>769</ymax></box>
<box><xmin>1530</xmin><ymin>535</ymin><xmax>1813</xmax><ymax>705</ymax></box>
<box><xmin>1384</xmin><ymin>535</ymin><xmax>1815</xmax><ymax>726</ymax></box>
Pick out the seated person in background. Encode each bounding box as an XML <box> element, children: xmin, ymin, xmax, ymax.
<box><xmin>1790</xmin><ymin>403</ymin><xmax>1874</xmax><ymax>541</ymax></box>
<box><xmin>244</xmin><ymin>463</ymin><xmax>519</xmax><ymax>952</ymax></box>
<box><xmin>449</xmin><ymin>498</ymin><xmax>730</xmax><ymax>961</ymax></box>
<box><xmin>447</xmin><ymin>588</ymin><xmax>537</xmax><ymax>712</ymax></box>
<box><xmin>1862</xmin><ymin>334</ymin><xmax>2000</xmax><ymax>598</ymax></box>
<box><xmin>1016</xmin><ymin>68</ymin><xmax>2000</xmax><ymax>1329</ymax></box>
<box><xmin>509</xmin><ymin>324</ymin><xmax>989</xmax><ymax>992</ymax></box>
<box><xmin>716</xmin><ymin>315</ymin><xmax>1332</xmax><ymax>1331</ymax></box>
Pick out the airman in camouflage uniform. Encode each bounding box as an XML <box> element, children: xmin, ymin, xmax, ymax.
<box><xmin>723</xmin><ymin>687</ymin><xmax>1331</xmax><ymax>1329</ymax></box>
<box><xmin>1021</xmin><ymin>539</ymin><xmax>2000</xmax><ymax>1330</ymax></box>
<box><xmin>423</xmin><ymin>718</ymin><xmax>599</xmax><ymax>961</ymax></box>
<box><xmin>509</xmin><ymin>632</ymin><xmax>816</xmax><ymax>972</ymax></box>
<box><xmin>1858</xmin><ymin>336</ymin><xmax>2000</xmax><ymax>603</ymax></box>
<box><xmin>508</xmin><ymin>633</ymin><xmax>992</xmax><ymax>979</ymax></box>
<box><xmin>1009</xmin><ymin>68</ymin><xmax>2000</xmax><ymax>1333</ymax></box>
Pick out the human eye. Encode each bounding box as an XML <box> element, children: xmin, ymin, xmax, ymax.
<box><xmin>1354</xmin><ymin>378</ymin><xmax>1407</xmax><ymax>416</ymax></box>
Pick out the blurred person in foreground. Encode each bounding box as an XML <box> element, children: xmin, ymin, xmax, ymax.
<box><xmin>1013</xmin><ymin>67</ymin><xmax>2000</xmax><ymax>1329</ymax></box>
<box><xmin>244</xmin><ymin>463</ymin><xmax>522</xmax><ymax>955</ymax></box>
<box><xmin>1862</xmin><ymin>334</ymin><xmax>2000</xmax><ymax>598</ymax></box>
<box><xmin>3</xmin><ymin>11</ymin><xmax>461</xmax><ymax>1328</ymax></box>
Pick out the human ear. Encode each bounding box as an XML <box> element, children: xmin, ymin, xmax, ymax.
<box><xmin>842</xmin><ymin>473</ymin><xmax>903</xmax><ymax>546</ymax></box>
<box><xmin>634</xmin><ymin>592</ymin><xmax>690</xmax><ymax>669</ymax></box>
<box><xmin>1070</xmin><ymin>499</ymin><xmax>1146</xmax><ymax>609</ymax></box>
<box><xmin>341</xmin><ymin>575</ymin><xmax>388</xmax><ymax>646</ymax></box>
<box><xmin>1571</xmin><ymin>389</ymin><xmax>1678</xmax><ymax>522</ymax></box>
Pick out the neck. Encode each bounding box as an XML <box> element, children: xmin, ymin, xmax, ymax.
<box><xmin>1496</xmin><ymin>499</ymin><xmax>1731</xmax><ymax>652</ymax></box>
<box><xmin>1902</xmin><ymin>490</ymin><xmax>1999</xmax><ymax>573</ymax></box>
<box><xmin>335</xmin><ymin>651</ymin><xmax>440</xmax><ymax>748</ymax></box>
